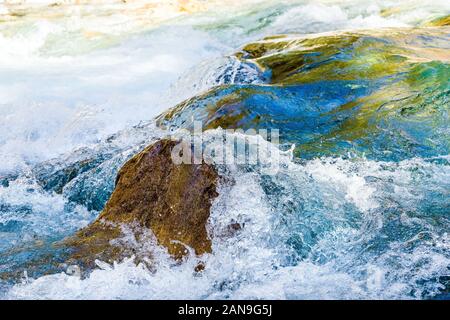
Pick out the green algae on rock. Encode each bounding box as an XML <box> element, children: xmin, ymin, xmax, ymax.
<box><xmin>157</xmin><ymin>28</ymin><xmax>450</xmax><ymax>161</ymax></box>
<box><xmin>63</xmin><ymin>139</ymin><xmax>219</xmax><ymax>268</ymax></box>
<box><xmin>425</xmin><ymin>14</ymin><xmax>450</xmax><ymax>27</ymax></box>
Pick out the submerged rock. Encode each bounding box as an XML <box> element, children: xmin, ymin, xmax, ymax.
<box><xmin>158</xmin><ymin>28</ymin><xmax>450</xmax><ymax>161</ymax></box>
<box><xmin>33</xmin><ymin>152</ymin><xmax>107</xmax><ymax>195</ymax></box>
<box><xmin>64</xmin><ymin>139</ymin><xmax>219</xmax><ymax>267</ymax></box>
<box><xmin>237</xmin><ymin>29</ymin><xmax>449</xmax><ymax>84</ymax></box>
<box><xmin>426</xmin><ymin>14</ymin><xmax>450</xmax><ymax>27</ymax></box>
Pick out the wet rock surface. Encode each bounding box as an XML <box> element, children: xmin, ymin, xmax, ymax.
<box><xmin>157</xmin><ymin>28</ymin><xmax>450</xmax><ymax>161</ymax></box>
<box><xmin>64</xmin><ymin>138</ymin><xmax>220</xmax><ymax>267</ymax></box>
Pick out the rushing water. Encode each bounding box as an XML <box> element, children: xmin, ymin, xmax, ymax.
<box><xmin>0</xmin><ymin>0</ymin><xmax>449</xmax><ymax>299</ymax></box>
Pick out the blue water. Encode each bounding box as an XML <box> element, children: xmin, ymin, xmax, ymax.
<box><xmin>0</xmin><ymin>0</ymin><xmax>449</xmax><ymax>300</ymax></box>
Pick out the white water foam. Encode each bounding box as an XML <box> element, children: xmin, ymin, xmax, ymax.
<box><xmin>5</xmin><ymin>132</ymin><xmax>450</xmax><ymax>299</ymax></box>
<box><xmin>1</xmin><ymin>0</ymin><xmax>449</xmax><ymax>174</ymax></box>
<box><xmin>1</xmin><ymin>0</ymin><xmax>449</xmax><ymax>300</ymax></box>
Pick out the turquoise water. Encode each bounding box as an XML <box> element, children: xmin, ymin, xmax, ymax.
<box><xmin>0</xmin><ymin>0</ymin><xmax>449</xmax><ymax>299</ymax></box>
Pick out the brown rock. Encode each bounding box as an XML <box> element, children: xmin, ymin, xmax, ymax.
<box><xmin>64</xmin><ymin>138</ymin><xmax>219</xmax><ymax>267</ymax></box>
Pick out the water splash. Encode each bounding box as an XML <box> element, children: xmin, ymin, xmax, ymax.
<box><xmin>1</xmin><ymin>0</ymin><xmax>449</xmax><ymax>300</ymax></box>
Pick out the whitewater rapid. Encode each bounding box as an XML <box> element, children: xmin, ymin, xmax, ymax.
<box><xmin>1</xmin><ymin>0</ymin><xmax>449</xmax><ymax>173</ymax></box>
<box><xmin>0</xmin><ymin>0</ymin><xmax>449</xmax><ymax>299</ymax></box>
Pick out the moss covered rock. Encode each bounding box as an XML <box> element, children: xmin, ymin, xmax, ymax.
<box><xmin>64</xmin><ymin>139</ymin><xmax>219</xmax><ymax>267</ymax></box>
